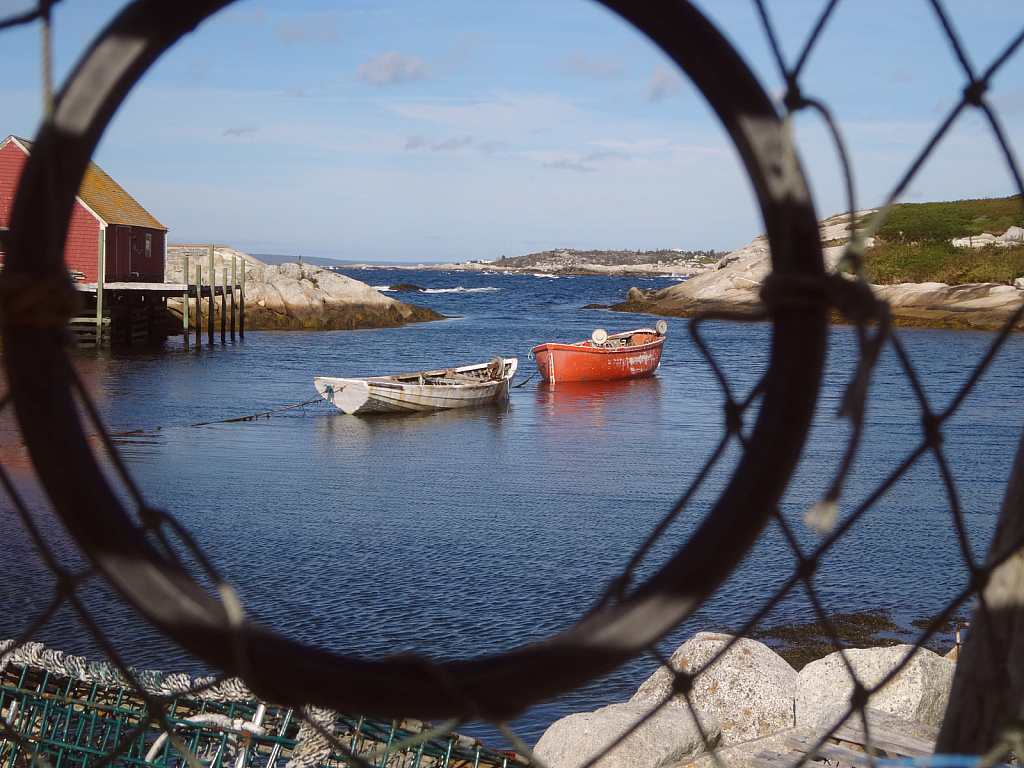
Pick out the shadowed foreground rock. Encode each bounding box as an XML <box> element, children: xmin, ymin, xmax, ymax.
<box><xmin>167</xmin><ymin>249</ymin><xmax>444</xmax><ymax>331</ymax></box>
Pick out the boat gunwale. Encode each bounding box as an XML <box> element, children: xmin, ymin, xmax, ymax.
<box><xmin>316</xmin><ymin>359</ymin><xmax>518</xmax><ymax>393</ymax></box>
<box><xmin>530</xmin><ymin>333</ymin><xmax>664</xmax><ymax>356</ymax></box>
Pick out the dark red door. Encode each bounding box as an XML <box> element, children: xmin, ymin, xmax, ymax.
<box><xmin>114</xmin><ymin>226</ymin><xmax>130</xmax><ymax>281</ymax></box>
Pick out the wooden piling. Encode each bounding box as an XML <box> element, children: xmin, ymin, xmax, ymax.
<box><xmin>96</xmin><ymin>228</ymin><xmax>105</xmax><ymax>348</ymax></box>
<box><xmin>240</xmin><ymin>260</ymin><xmax>245</xmax><ymax>339</ymax></box>
<box><xmin>221</xmin><ymin>267</ymin><xmax>227</xmax><ymax>343</ymax></box>
<box><xmin>207</xmin><ymin>246</ymin><xmax>214</xmax><ymax>345</ymax></box>
<box><xmin>230</xmin><ymin>256</ymin><xmax>237</xmax><ymax>339</ymax></box>
<box><xmin>195</xmin><ymin>264</ymin><xmax>202</xmax><ymax>346</ymax></box>
<box><xmin>183</xmin><ymin>256</ymin><xmax>190</xmax><ymax>347</ymax></box>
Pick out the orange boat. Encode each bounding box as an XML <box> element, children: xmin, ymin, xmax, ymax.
<box><xmin>530</xmin><ymin>321</ymin><xmax>667</xmax><ymax>383</ymax></box>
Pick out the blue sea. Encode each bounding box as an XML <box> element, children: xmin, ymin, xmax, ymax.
<box><xmin>2</xmin><ymin>267</ymin><xmax>1023</xmax><ymax>745</ymax></box>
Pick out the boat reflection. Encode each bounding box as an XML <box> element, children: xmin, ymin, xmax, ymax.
<box><xmin>315</xmin><ymin>398</ymin><xmax>511</xmax><ymax>443</ymax></box>
<box><xmin>532</xmin><ymin>376</ymin><xmax>663</xmax><ymax>432</ymax></box>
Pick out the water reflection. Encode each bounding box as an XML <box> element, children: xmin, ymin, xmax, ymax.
<box><xmin>533</xmin><ymin>376</ymin><xmax>663</xmax><ymax>431</ymax></box>
<box><xmin>314</xmin><ymin>400</ymin><xmax>511</xmax><ymax>444</ymax></box>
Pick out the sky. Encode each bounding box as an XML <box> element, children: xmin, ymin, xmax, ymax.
<box><xmin>2</xmin><ymin>0</ymin><xmax>1023</xmax><ymax>262</ymax></box>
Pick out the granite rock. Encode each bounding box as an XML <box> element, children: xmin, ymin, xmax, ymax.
<box><xmin>796</xmin><ymin>645</ymin><xmax>955</xmax><ymax>728</ymax></box>
<box><xmin>533</xmin><ymin>702</ymin><xmax>720</xmax><ymax>768</ymax></box>
<box><xmin>166</xmin><ymin>248</ymin><xmax>443</xmax><ymax>331</ymax></box>
<box><xmin>630</xmin><ymin>632</ymin><xmax>797</xmax><ymax>746</ymax></box>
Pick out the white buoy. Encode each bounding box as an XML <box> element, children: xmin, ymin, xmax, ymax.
<box><xmin>591</xmin><ymin>328</ymin><xmax>608</xmax><ymax>344</ymax></box>
<box><xmin>656</xmin><ymin>319</ymin><xmax>668</xmax><ymax>335</ymax></box>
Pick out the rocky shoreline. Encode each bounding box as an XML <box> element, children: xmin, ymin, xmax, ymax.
<box><xmin>338</xmin><ymin>260</ymin><xmax>704</xmax><ymax>278</ymax></box>
<box><xmin>166</xmin><ymin>247</ymin><xmax>445</xmax><ymax>331</ymax></box>
<box><xmin>601</xmin><ymin>216</ymin><xmax>1024</xmax><ymax>332</ymax></box>
<box><xmin>534</xmin><ymin>631</ymin><xmax>956</xmax><ymax>768</ymax></box>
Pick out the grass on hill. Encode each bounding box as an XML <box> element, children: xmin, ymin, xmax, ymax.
<box><xmin>862</xmin><ymin>195</ymin><xmax>1024</xmax><ymax>242</ymax></box>
<box><xmin>859</xmin><ymin>195</ymin><xmax>1024</xmax><ymax>285</ymax></box>
<box><xmin>864</xmin><ymin>241</ymin><xmax>1024</xmax><ymax>285</ymax></box>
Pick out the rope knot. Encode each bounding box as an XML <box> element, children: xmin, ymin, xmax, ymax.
<box><xmin>963</xmin><ymin>79</ymin><xmax>988</xmax><ymax>107</ymax></box>
<box><xmin>723</xmin><ymin>399</ymin><xmax>744</xmax><ymax>435</ymax></box>
<box><xmin>921</xmin><ymin>411</ymin><xmax>944</xmax><ymax>449</ymax></box>
<box><xmin>783</xmin><ymin>79</ymin><xmax>808</xmax><ymax>113</ymax></box>
<box><xmin>671</xmin><ymin>671</ymin><xmax>694</xmax><ymax>697</ymax></box>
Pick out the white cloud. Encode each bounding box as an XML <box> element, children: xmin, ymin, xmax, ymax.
<box><xmin>991</xmin><ymin>87</ymin><xmax>1024</xmax><ymax>114</ymax></box>
<box><xmin>275</xmin><ymin>17</ymin><xmax>339</xmax><ymax>44</ymax></box>
<box><xmin>223</xmin><ymin>127</ymin><xmax>259</xmax><ymax>137</ymax></box>
<box><xmin>589</xmin><ymin>138</ymin><xmax>671</xmax><ymax>153</ymax></box>
<box><xmin>358</xmin><ymin>51</ymin><xmax>431</xmax><ymax>87</ymax></box>
<box><xmin>645</xmin><ymin>66</ymin><xmax>685</xmax><ymax>103</ymax></box>
<box><xmin>531</xmin><ymin>149</ymin><xmax>629</xmax><ymax>172</ymax></box>
<box><xmin>387</xmin><ymin>94</ymin><xmax>575</xmax><ymax>130</ymax></box>
<box><xmin>552</xmin><ymin>50</ymin><xmax>626</xmax><ymax>79</ymax></box>
<box><xmin>404</xmin><ymin>135</ymin><xmax>476</xmax><ymax>152</ymax></box>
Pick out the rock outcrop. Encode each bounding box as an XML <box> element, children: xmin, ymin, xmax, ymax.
<box><xmin>630</xmin><ymin>632</ymin><xmax>797</xmax><ymax>746</ymax></box>
<box><xmin>166</xmin><ymin>248</ymin><xmax>444</xmax><ymax>331</ymax></box>
<box><xmin>533</xmin><ymin>702</ymin><xmax>720</xmax><ymax>768</ymax></box>
<box><xmin>613</xmin><ymin>213</ymin><xmax>1024</xmax><ymax>331</ymax></box>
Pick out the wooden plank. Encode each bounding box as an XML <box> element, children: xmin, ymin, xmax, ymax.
<box><xmin>207</xmin><ymin>246</ymin><xmax>214</xmax><ymax>345</ymax></box>
<box><xmin>231</xmin><ymin>256</ymin><xmax>236</xmax><ymax>339</ymax></box>
<box><xmin>832</xmin><ymin>722</ymin><xmax>935</xmax><ymax>758</ymax></box>
<box><xmin>183</xmin><ymin>256</ymin><xmax>189</xmax><ymax>346</ymax></box>
<box><xmin>195</xmin><ymin>264</ymin><xmax>202</xmax><ymax>345</ymax></box>
<box><xmin>753</xmin><ymin>750</ymin><xmax>805</xmax><ymax>768</ymax></box>
<box><xmin>786</xmin><ymin>734</ymin><xmax>870</xmax><ymax>768</ymax></box>
<box><xmin>221</xmin><ymin>267</ymin><xmax>227</xmax><ymax>342</ymax></box>
<box><xmin>240</xmin><ymin>259</ymin><xmax>245</xmax><ymax>339</ymax></box>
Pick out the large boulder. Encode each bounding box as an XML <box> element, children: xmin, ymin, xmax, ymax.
<box><xmin>533</xmin><ymin>702</ymin><xmax>720</xmax><ymax>768</ymax></box>
<box><xmin>630</xmin><ymin>632</ymin><xmax>797</xmax><ymax>746</ymax></box>
<box><xmin>796</xmin><ymin>645</ymin><xmax>955</xmax><ymax>728</ymax></box>
<box><xmin>166</xmin><ymin>248</ymin><xmax>444</xmax><ymax>331</ymax></box>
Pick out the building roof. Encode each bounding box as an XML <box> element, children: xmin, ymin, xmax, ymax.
<box><xmin>7</xmin><ymin>136</ymin><xmax>167</xmax><ymax>231</ymax></box>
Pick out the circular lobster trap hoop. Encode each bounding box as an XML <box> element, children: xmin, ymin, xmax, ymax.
<box><xmin>3</xmin><ymin>0</ymin><xmax>827</xmax><ymax>721</ymax></box>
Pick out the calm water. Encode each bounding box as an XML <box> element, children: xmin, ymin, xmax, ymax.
<box><xmin>3</xmin><ymin>268</ymin><xmax>1024</xmax><ymax>744</ymax></box>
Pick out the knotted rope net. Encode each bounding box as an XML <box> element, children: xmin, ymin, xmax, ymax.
<box><xmin>1</xmin><ymin>1</ymin><xmax>1024</xmax><ymax>768</ymax></box>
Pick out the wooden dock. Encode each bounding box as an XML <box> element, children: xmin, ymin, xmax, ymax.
<box><xmin>69</xmin><ymin>248</ymin><xmax>245</xmax><ymax>349</ymax></box>
<box><xmin>751</xmin><ymin>708</ymin><xmax>938</xmax><ymax>768</ymax></box>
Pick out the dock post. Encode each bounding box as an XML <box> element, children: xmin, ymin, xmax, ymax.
<box><xmin>230</xmin><ymin>256</ymin><xmax>236</xmax><ymax>339</ymax></box>
<box><xmin>183</xmin><ymin>256</ymin><xmax>190</xmax><ymax>347</ymax></box>
<box><xmin>221</xmin><ymin>266</ymin><xmax>227</xmax><ymax>343</ymax></box>
<box><xmin>195</xmin><ymin>264</ymin><xmax>202</xmax><ymax>346</ymax></box>
<box><xmin>96</xmin><ymin>228</ymin><xmax>105</xmax><ymax>348</ymax></box>
<box><xmin>207</xmin><ymin>246</ymin><xmax>214</xmax><ymax>345</ymax></box>
<box><xmin>239</xmin><ymin>259</ymin><xmax>245</xmax><ymax>339</ymax></box>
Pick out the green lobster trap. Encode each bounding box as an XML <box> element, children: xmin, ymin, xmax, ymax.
<box><xmin>1</xmin><ymin>651</ymin><xmax>527</xmax><ymax>768</ymax></box>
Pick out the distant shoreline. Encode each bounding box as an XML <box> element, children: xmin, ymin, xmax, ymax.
<box><xmin>328</xmin><ymin>262</ymin><xmax>705</xmax><ymax>279</ymax></box>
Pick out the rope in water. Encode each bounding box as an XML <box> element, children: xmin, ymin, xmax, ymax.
<box><xmin>188</xmin><ymin>398</ymin><xmax>325</xmax><ymax>427</ymax></box>
<box><xmin>512</xmin><ymin>370</ymin><xmax>540</xmax><ymax>388</ymax></box>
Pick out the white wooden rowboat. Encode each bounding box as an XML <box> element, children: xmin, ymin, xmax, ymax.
<box><xmin>314</xmin><ymin>357</ymin><xmax>518</xmax><ymax>415</ymax></box>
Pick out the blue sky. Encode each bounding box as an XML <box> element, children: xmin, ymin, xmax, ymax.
<box><xmin>2</xmin><ymin>0</ymin><xmax>1023</xmax><ymax>262</ymax></box>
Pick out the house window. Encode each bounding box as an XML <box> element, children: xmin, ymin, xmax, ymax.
<box><xmin>145</xmin><ymin>233</ymin><xmax>152</xmax><ymax>258</ymax></box>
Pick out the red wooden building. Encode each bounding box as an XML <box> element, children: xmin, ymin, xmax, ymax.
<box><xmin>0</xmin><ymin>135</ymin><xmax>167</xmax><ymax>282</ymax></box>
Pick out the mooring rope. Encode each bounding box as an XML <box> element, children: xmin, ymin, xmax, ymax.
<box><xmin>513</xmin><ymin>370</ymin><xmax>540</xmax><ymax>388</ymax></box>
<box><xmin>188</xmin><ymin>398</ymin><xmax>325</xmax><ymax>427</ymax></box>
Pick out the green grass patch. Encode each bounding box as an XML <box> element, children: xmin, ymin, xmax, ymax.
<box><xmin>863</xmin><ymin>195</ymin><xmax>1024</xmax><ymax>242</ymax></box>
<box><xmin>863</xmin><ymin>240</ymin><xmax>1024</xmax><ymax>285</ymax></box>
